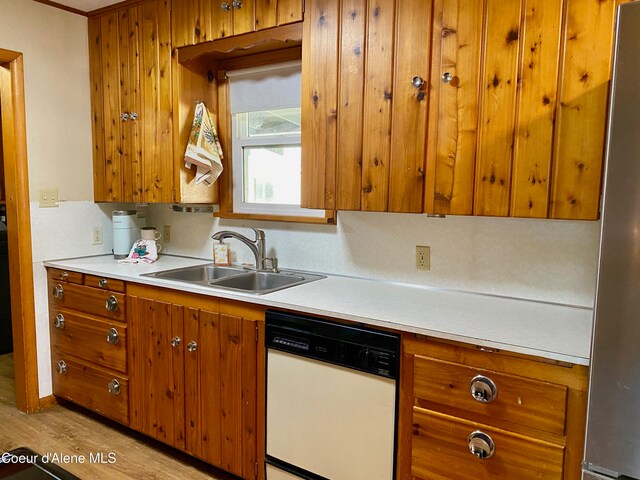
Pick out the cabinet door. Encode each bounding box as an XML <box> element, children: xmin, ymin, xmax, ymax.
<box><xmin>185</xmin><ymin>310</ymin><xmax>260</xmax><ymax>479</ymax></box>
<box><xmin>129</xmin><ymin>295</ymin><xmax>186</xmax><ymax>450</ymax></box>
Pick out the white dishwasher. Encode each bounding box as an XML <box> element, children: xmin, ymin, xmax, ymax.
<box><xmin>265</xmin><ymin>310</ymin><xmax>400</xmax><ymax>480</ymax></box>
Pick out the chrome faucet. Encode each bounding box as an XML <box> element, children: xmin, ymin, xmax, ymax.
<box><xmin>211</xmin><ymin>228</ymin><xmax>277</xmax><ymax>271</ymax></box>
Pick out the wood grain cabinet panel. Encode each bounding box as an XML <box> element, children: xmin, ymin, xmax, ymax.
<box><xmin>412</xmin><ymin>408</ymin><xmax>565</xmax><ymax>480</ymax></box>
<box><xmin>414</xmin><ymin>355</ymin><xmax>568</xmax><ymax>435</ymax></box>
<box><xmin>399</xmin><ymin>336</ymin><xmax>588</xmax><ymax>480</ymax></box>
<box><xmin>49</xmin><ymin>282</ymin><xmax>125</xmax><ymax>323</ymax></box>
<box><xmin>173</xmin><ymin>0</ymin><xmax>302</xmax><ymax>48</ymax></box>
<box><xmin>128</xmin><ymin>285</ymin><xmax>264</xmax><ymax>480</ymax></box>
<box><xmin>50</xmin><ymin>309</ymin><xmax>128</xmax><ymax>374</ymax></box>
<box><xmin>89</xmin><ymin>0</ymin><xmax>173</xmax><ymax>203</ymax></box>
<box><xmin>52</xmin><ymin>352</ymin><xmax>130</xmax><ymax>425</ymax></box>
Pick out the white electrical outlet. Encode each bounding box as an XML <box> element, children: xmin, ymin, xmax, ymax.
<box><xmin>92</xmin><ymin>226</ymin><xmax>103</xmax><ymax>245</ymax></box>
<box><xmin>416</xmin><ymin>245</ymin><xmax>430</xmax><ymax>271</ymax></box>
<box><xmin>38</xmin><ymin>188</ymin><xmax>59</xmax><ymax>208</ymax></box>
<box><xmin>163</xmin><ymin>225</ymin><xmax>171</xmax><ymax>243</ymax></box>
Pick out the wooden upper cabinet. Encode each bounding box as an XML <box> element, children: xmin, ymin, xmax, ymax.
<box><xmin>172</xmin><ymin>0</ymin><xmax>303</xmax><ymax>48</ymax></box>
<box><xmin>89</xmin><ymin>0</ymin><xmax>173</xmax><ymax>203</ymax></box>
<box><xmin>303</xmin><ymin>0</ymin><xmax>623</xmax><ymax>220</ymax></box>
<box><xmin>426</xmin><ymin>0</ymin><xmax>625</xmax><ymax>219</ymax></box>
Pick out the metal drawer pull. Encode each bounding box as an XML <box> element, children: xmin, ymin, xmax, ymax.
<box><xmin>232</xmin><ymin>0</ymin><xmax>242</xmax><ymax>8</ymax></box>
<box><xmin>105</xmin><ymin>295</ymin><xmax>119</xmax><ymax>312</ymax></box>
<box><xmin>56</xmin><ymin>360</ymin><xmax>67</xmax><ymax>375</ymax></box>
<box><xmin>468</xmin><ymin>431</ymin><xmax>495</xmax><ymax>459</ymax></box>
<box><xmin>442</xmin><ymin>72</ymin><xmax>453</xmax><ymax>83</ymax></box>
<box><xmin>171</xmin><ymin>336</ymin><xmax>181</xmax><ymax>348</ymax></box>
<box><xmin>52</xmin><ymin>284</ymin><xmax>64</xmax><ymax>299</ymax></box>
<box><xmin>106</xmin><ymin>328</ymin><xmax>119</xmax><ymax>345</ymax></box>
<box><xmin>470</xmin><ymin>375</ymin><xmax>498</xmax><ymax>403</ymax></box>
<box><xmin>412</xmin><ymin>76</ymin><xmax>425</xmax><ymax>89</ymax></box>
<box><xmin>187</xmin><ymin>341</ymin><xmax>198</xmax><ymax>352</ymax></box>
<box><xmin>59</xmin><ymin>271</ymin><xmax>69</xmax><ymax>280</ymax></box>
<box><xmin>53</xmin><ymin>313</ymin><xmax>65</xmax><ymax>329</ymax></box>
<box><xmin>108</xmin><ymin>379</ymin><xmax>121</xmax><ymax>396</ymax></box>
<box><xmin>98</xmin><ymin>278</ymin><xmax>108</xmax><ymax>288</ymax></box>
<box><xmin>220</xmin><ymin>2</ymin><xmax>231</xmax><ymax>11</ymax></box>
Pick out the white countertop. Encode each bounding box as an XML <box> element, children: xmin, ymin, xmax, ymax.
<box><xmin>43</xmin><ymin>255</ymin><xmax>594</xmax><ymax>365</ymax></box>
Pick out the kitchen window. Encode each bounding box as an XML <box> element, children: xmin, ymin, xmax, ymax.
<box><xmin>227</xmin><ymin>61</ymin><xmax>325</xmax><ymax>219</ymax></box>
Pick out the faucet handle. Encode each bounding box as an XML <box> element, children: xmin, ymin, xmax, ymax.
<box><xmin>264</xmin><ymin>257</ymin><xmax>279</xmax><ymax>273</ymax></box>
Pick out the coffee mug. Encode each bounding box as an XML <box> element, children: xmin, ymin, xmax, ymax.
<box><xmin>141</xmin><ymin>227</ymin><xmax>162</xmax><ymax>241</ymax></box>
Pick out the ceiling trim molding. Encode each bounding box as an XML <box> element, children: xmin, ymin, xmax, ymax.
<box><xmin>32</xmin><ymin>0</ymin><xmax>88</xmax><ymax>16</ymax></box>
<box><xmin>87</xmin><ymin>0</ymin><xmax>148</xmax><ymax>17</ymax></box>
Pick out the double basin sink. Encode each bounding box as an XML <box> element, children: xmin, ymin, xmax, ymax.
<box><xmin>143</xmin><ymin>264</ymin><xmax>325</xmax><ymax>295</ymax></box>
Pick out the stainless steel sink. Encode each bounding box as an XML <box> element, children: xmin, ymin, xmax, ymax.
<box><xmin>146</xmin><ymin>265</ymin><xmax>245</xmax><ymax>283</ymax></box>
<box><xmin>143</xmin><ymin>264</ymin><xmax>324</xmax><ymax>294</ymax></box>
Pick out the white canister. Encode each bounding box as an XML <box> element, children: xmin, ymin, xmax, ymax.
<box><xmin>112</xmin><ymin>210</ymin><xmax>140</xmax><ymax>259</ymax></box>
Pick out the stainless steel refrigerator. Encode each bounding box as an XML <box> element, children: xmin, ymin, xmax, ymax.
<box><xmin>583</xmin><ymin>2</ymin><xmax>640</xmax><ymax>479</ymax></box>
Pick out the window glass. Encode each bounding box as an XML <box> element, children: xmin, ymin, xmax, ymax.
<box><xmin>243</xmin><ymin>145</ymin><xmax>302</xmax><ymax>204</ymax></box>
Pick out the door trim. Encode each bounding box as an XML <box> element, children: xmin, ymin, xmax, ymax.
<box><xmin>0</xmin><ymin>48</ymin><xmax>40</xmax><ymax>413</ymax></box>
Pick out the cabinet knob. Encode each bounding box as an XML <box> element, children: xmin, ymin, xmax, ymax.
<box><xmin>56</xmin><ymin>360</ymin><xmax>67</xmax><ymax>375</ymax></box>
<box><xmin>52</xmin><ymin>284</ymin><xmax>64</xmax><ymax>299</ymax></box>
<box><xmin>53</xmin><ymin>313</ymin><xmax>65</xmax><ymax>329</ymax></box>
<box><xmin>220</xmin><ymin>2</ymin><xmax>231</xmax><ymax>11</ymax></box>
<box><xmin>411</xmin><ymin>76</ymin><xmax>425</xmax><ymax>89</ymax></box>
<box><xmin>98</xmin><ymin>278</ymin><xmax>108</xmax><ymax>288</ymax></box>
<box><xmin>129</xmin><ymin>112</ymin><xmax>138</xmax><ymax>121</ymax></box>
<box><xmin>105</xmin><ymin>295</ymin><xmax>119</xmax><ymax>312</ymax></box>
<box><xmin>232</xmin><ymin>0</ymin><xmax>242</xmax><ymax>8</ymax></box>
<box><xmin>120</xmin><ymin>112</ymin><xmax>129</xmax><ymax>121</ymax></box>
<box><xmin>468</xmin><ymin>431</ymin><xmax>495</xmax><ymax>459</ymax></box>
<box><xmin>106</xmin><ymin>328</ymin><xmax>120</xmax><ymax>345</ymax></box>
<box><xmin>469</xmin><ymin>375</ymin><xmax>498</xmax><ymax>403</ymax></box>
<box><xmin>442</xmin><ymin>72</ymin><xmax>453</xmax><ymax>83</ymax></box>
<box><xmin>108</xmin><ymin>379</ymin><xmax>121</xmax><ymax>396</ymax></box>
<box><xmin>187</xmin><ymin>341</ymin><xmax>198</xmax><ymax>352</ymax></box>
<box><xmin>171</xmin><ymin>336</ymin><xmax>181</xmax><ymax>348</ymax></box>
<box><xmin>59</xmin><ymin>271</ymin><xmax>69</xmax><ymax>280</ymax></box>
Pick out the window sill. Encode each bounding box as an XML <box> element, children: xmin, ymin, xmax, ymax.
<box><xmin>214</xmin><ymin>210</ymin><xmax>335</xmax><ymax>225</ymax></box>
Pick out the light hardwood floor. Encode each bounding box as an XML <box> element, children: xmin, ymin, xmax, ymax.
<box><xmin>0</xmin><ymin>353</ymin><xmax>237</xmax><ymax>479</ymax></box>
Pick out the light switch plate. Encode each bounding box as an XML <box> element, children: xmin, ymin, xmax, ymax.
<box><xmin>38</xmin><ymin>188</ymin><xmax>59</xmax><ymax>208</ymax></box>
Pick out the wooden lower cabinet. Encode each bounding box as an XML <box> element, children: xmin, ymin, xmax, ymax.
<box><xmin>127</xmin><ymin>284</ymin><xmax>265</xmax><ymax>480</ymax></box>
<box><xmin>398</xmin><ymin>335</ymin><xmax>589</xmax><ymax>480</ymax></box>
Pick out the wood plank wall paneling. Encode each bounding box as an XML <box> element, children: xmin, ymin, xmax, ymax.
<box><xmin>550</xmin><ymin>0</ymin><xmax>621</xmax><ymax>219</ymax></box>
<box><xmin>473</xmin><ymin>0</ymin><xmax>522</xmax><ymax>216</ymax></box>
<box><xmin>256</xmin><ymin>0</ymin><xmax>278</xmax><ymax>30</ymax></box>
<box><xmin>100</xmin><ymin>12</ymin><xmax>123</xmax><ymax>201</ymax></box>
<box><xmin>88</xmin><ymin>17</ymin><xmax>107</xmax><ymax>202</ymax></box>
<box><xmin>387</xmin><ymin>0</ymin><xmax>433</xmax><ymax>213</ymax></box>
<box><xmin>361</xmin><ymin>0</ymin><xmax>395</xmax><ymax>211</ymax></box>
<box><xmin>511</xmin><ymin>0</ymin><xmax>563</xmax><ymax>218</ymax></box>
<box><xmin>277</xmin><ymin>0</ymin><xmax>303</xmax><ymax>25</ymax></box>
<box><xmin>336</xmin><ymin>0</ymin><xmax>366</xmax><ymax>210</ymax></box>
<box><xmin>428</xmin><ymin>0</ymin><xmax>483</xmax><ymax>215</ymax></box>
<box><xmin>300</xmin><ymin>0</ymin><xmax>339</xmax><ymax>209</ymax></box>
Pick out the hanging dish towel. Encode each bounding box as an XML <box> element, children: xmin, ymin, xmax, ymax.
<box><xmin>184</xmin><ymin>101</ymin><xmax>224</xmax><ymax>185</ymax></box>
<box><xmin>117</xmin><ymin>239</ymin><xmax>159</xmax><ymax>264</ymax></box>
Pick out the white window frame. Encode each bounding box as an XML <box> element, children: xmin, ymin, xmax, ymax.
<box><xmin>232</xmin><ymin>110</ymin><xmax>321</xmax><ymax>216</ymax></box>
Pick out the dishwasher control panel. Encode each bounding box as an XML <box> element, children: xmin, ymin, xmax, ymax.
<box><xmin>266</xmin><ymin>310</ymin><xmax>400</xmax><ymax>380</ymax></box>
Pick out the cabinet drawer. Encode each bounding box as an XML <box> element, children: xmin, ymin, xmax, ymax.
<box><xmin>84</xmin><ymin>274</ymin><xmax>125</xmax><ymax>293</ymax></box>
<box><xmin>49</xmin><ymin>282</ymin><xmax>125</xmax><ymax>322</ymax></box>
<box><xmin>48</xmin><ymin>268</ymin><xmax>83</xmax><ymax>285</ymax></box>
<box><xmin>414</xmin><ymin>355</ymin><xmax>568</xmax><ymax>435</ymax></box>
<box><xmin>50</xmin><ymin>309</ymin><xmax>127</xmax><ymax>373</ymax></box>
<box><xmin>52</xmin><ymin>353</ymin><xmax>129</xmax><ymax>425</ymax></box>
<box><xmin>412</xmin><ymin>408</ymin><xmax>564</xmax><ymax>480</ymax></box>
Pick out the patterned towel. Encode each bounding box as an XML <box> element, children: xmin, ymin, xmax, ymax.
<box><xmin>184</xmin><ymin>101</ymin><xmax>224</xmax><ymax>185</ymax></box>
<box><xmin>117</xmin><ymin>239</ymin><xmax>160</xmax><ymax>264</ymax></box>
